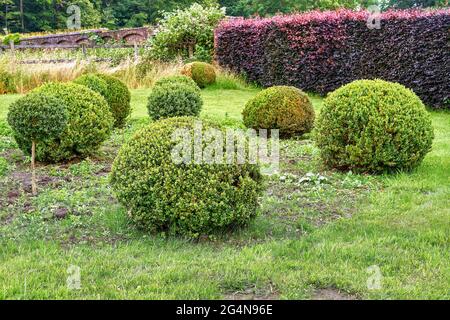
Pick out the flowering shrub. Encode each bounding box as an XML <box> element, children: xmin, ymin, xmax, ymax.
<box><xmin>215</xmin><ymin>9</ymin><xmax>450</xmax><ymax>108</ymax></box>
<box><xmin>148</xmin><ymin>3</ymin><xmax>225</xmax><ymax>62</ymax></box>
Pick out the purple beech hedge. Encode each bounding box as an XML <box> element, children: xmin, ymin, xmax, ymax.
<box><xmin>215</xmin><ymin>9</ymin><xmax>450</xmax><ymax>109</ymax></box>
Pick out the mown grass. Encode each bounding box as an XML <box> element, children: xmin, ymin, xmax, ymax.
<box><xmin>0</xmin><ymin>87</ymin><xmax>448</xmax><ymax>300</ymax></box>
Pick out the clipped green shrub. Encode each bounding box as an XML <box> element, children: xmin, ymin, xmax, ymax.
<box><xmin>242</xmin><ymin>86</ymin><xmax>315</xmax><ymax>138</ymax></box>
<box><xmin>181</xmin><ymin>62</ymin><xmax>216</xmax><ymax>88</ymax></box>
<box><xmin>110</xmin><ymin>117</ymin><xmax>262</xmax><ymax>238</ymax></box>
<box><xmin>7</xmin><ymin>92</ymin><xmax>68</xmax><ymax>144</ymax></box>
<box><xmin>95</xmin><ymin>74</ymin><xmax>131</xmax><ymax>128</ymax></box>
<box><xmin>315</xmin><ymin>79</ymin><xmax>434</xmax><ymax>173</ymax></box>
<box><xmin>7</xmin><ymin>91</ymin><xmax>68</xmax><ymax>194</ymax></box>
<box><xmin>154</xmin><ymin>75</ymin><xmax>200</xmax><ymax>91</ymax></box>
<box><xmin>73</xmin><ymin>74</ymin><xmax>109</xmax><ymax>98</ymax></box>
<box><xmin>147</xmin><ymin>83</ymin><xmax>203</xmax><ymax>120</ymax></box>
<box><xmin>20</xmin><ymin>82</ymin><xmax>114</xmax><ymax>162</ymax></box>
<box><xmin>147</xmin><ymin>3</ymin><xmax>225</xmax><ymax>61</ymax></box>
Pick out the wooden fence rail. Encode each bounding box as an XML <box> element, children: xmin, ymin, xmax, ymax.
<box><xmin>0</xmin><ymin>43</ymin><xmax>141</xmax><ymax>50</ymax></box>
<box><xmin>1</xmin><ymin>41</ymin><xmax>144</xmax><ymax>64</ymax></box>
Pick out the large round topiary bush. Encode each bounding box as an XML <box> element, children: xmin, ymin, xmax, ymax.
<box><xmin>147</xmin><ymin>83</ymin><xmax>203</xmax><ymax>120</ymax></box>
<box><xmin>181</xmin><ymin>62</ymin><xmax>216</xmax><ymax>88</ymax></box>
<box><xmin>21</xmin><ymin>82</ymin><xmax>114</xmax><ymax>162</ymax></box>
<box><xmin>154</xmin><ymin>75</ymin><xmax>200</xmax><ymax>91</ymax></box>
<box><xmin>110</xmin><ymin>117</ymin><xmax>262</xmax><ymax>238</ymax></box>
<box><xmin>242</xmin><ymin>86</ymin><xmax>315</xmax><ymax>138</ymax></box>
<box><xmin>95</xmin><ymin>74</ymin><xmax>131</xmax><ymax>128</ymax></box>
<box><xmin>315</xmin><ymin>79</ymin><xmax>434</xmax><ymax>173</ymax></box>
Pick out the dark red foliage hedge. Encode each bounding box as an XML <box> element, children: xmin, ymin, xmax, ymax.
<box><xmin>215</xmin><ymin>9</ymin><xmax>450</xmax><ymax>108</ymax></box>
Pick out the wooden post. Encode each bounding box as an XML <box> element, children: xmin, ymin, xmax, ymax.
<box><xmin>10</xmin><ymin>40</ymin><xmax>16</xmax><ymax>73</ymax></box>
<box><xmin>134</xmin><ymin>41</ymin><xmax>139</xmax><ymax>62</ymax></box>
<box><xmin>81</xmin><ymin>44</ymin><xmax>87</xmax><ymax>59</ymax></box>
<box><xmin>188</xmin><ymin>43</ymin><xmax>194</xmax><ymax>59</ymax></box>
<box><xmin>9</xmin><ymin>40</ymin><xmax>15</xmax><ymax>55</ymax></box>
<box><xmin>31</xmin><ymin>140</ymin><xmax>37</xmax><ymax>196</ymax></box>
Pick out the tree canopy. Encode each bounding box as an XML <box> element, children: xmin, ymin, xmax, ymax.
<box><xmin>0</xmin><ymin>0</ymin><xmax>447</xmax><ymax>33</ymax></box>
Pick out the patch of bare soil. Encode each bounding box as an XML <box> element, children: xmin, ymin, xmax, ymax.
<box><xmin>10</xmin><ymin>171</ymin><xmax>62</xmax><ymax>193</ymax></box>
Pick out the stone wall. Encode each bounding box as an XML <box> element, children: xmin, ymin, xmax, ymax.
<box><xmin>20</xmin><ymin>27</ymin><xmax>151</xmax><ymax>46</ymax></box>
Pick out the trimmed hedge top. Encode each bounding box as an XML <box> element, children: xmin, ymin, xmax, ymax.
<box><xmin>96</xmin><ymin>74</ymin><xmax>132</xmax><ymax>128</ymax></box>
<box><xmin>215</xmin><ymin>9</ymin><xmax>450</xmax><ymax>109</ymax></box>
<box><xmin>315</xmin><ymin>79</ymin><xmax>434</xmax><ymax>173</ymax></box>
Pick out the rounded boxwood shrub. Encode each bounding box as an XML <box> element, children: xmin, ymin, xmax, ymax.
<box><xmin>7</xmin><ymin>92</ymin><xmax>68</xmax><ymax>144</ymax></box>
<box><xmin>21</xmin><ymin>82</ymin><xmax>114</xmax><ymax>162</ymax></box>
<box><xmin>95</xmin><ymin>74</ymin><xmax>131</xmax><ymax>128</ymax></box>
<box><xmin>7</xmin><ymin>91</ymin><xmax>68</xmax><ymax>194</ymax></box>
<box><xmin>147</xmin><ymin>83</ymin><xmax>203</xmax><ymax>120</ymax></box>
<box><xmin>110</xmin><ymin>117</ymin><xmax>262</xmax><ymax>238</ymax></box>
<box><xmin>73</xmin><ymin>74</ymin><xmax>109</xmax><ymax>99</ymax></box>
<box><xmin>181</xmin><ymin>62</ymin><xmax>216</xmax><ymax>88</ymax></box>
<box><xmin>154</xmin><ymin>75</ymin><xmax>200</xmax><ymax>91</ymax></box>
<box><xmin>242</xmin><ymin>86</ymin><xmax>315</xmax><ymax>138</ymax></box>
<box><xmin>315</xmin><ymin>79</ymin><xmax>434</xmax><ymax>173</ymax></box>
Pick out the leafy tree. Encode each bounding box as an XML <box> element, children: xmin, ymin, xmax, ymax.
<box><xmin>2</xmin><ymin>0</ymin><xmax>101</xmax><ymax>33</ymax></box>
<box><xmin>219</xmin><ymin>0</ymin><xmax>447</xmax><ymax>16</ymax></box>
<box><xmin>148</xmin><ymin>3</ymin><xmax>225</xmax><ymax>61</ymax></box>
<box><xmin>379</xmin><ymin>0</ymin><xmax>448</xmax><ymax>9</ymax></box>
<box><xmin>0</xmin><ymin>0</ymin><xmax>446</xmax><ymax>33</ymax></box>
<box><xmin>0</xmin><ymin>0</ymin><xmax>18</xmax><ymax>31</ymax></box>
<box><xmin>99</xmin><ymin>0</ymin><xmax>218</xmax><ymax>29</ymax></box>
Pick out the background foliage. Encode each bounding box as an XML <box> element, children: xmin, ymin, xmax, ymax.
<box><xmin>147</xmin><ymin>3</ymin><xmax>225</xmax><ymax>62</ymax></box>
<box><xmin>215</xmin><ymin>9</ymin><xmax>450</xmax><ymax>108</ymax></box>
<box><xmin>0</xmin><ymin>0</ymin><xmax>447</xmax><ymax>33</ymax></box>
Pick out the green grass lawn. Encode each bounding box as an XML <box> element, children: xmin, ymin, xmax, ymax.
<box><xmin>0</xmin><ymin>88</ymin><xmax>448</xmax><ymax>299</ymax></box>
